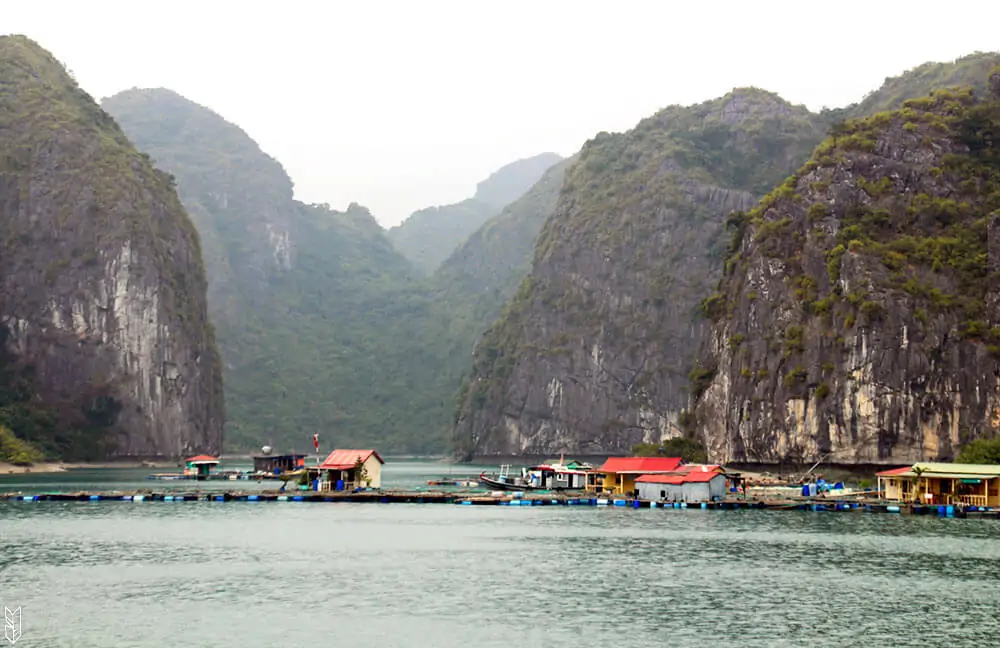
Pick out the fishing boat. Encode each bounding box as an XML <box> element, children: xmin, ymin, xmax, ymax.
<box><xmin>479</xmin><ymin>465</ymin><xmax>542</xmax><ymax>491</ymax></box>
<box><xmin>479</xmin><ymin>459</ymin><xmax>592</xmax><ymax>491</ymax></box>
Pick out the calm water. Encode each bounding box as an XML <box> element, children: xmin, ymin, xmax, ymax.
<box><xmin>1</xmin><ymin>461</ymin><xmax>999</xmax><ymax>647</ymax></box>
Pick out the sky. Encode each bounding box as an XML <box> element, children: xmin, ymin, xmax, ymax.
<box><xmin>6</xmin><ymin>1</ymin><xmax>999</xmax><ymax>226</ymax></box>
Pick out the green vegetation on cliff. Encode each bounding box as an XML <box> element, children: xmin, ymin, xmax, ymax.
<box><xmin>632</xmin><ymin>437</ymin><xmax>708</xmax><ymax>462</ymax></box>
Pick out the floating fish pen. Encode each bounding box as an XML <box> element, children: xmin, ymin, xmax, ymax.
<box><xmin>2</xmin><ymin>489</ymin><xmax>1000</xmax><ymax>518</ymax></box>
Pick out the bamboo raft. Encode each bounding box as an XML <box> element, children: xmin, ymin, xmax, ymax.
<box><xmin>1</xmin><ymin>489</ymin><xmax>998</xmax><ymax>518</ymax></box>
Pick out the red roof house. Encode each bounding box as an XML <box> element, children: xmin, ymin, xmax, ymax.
<box><xmin>318</xmin><ymin>449</ymin><xmax>384</xmax><ymax>470</ymax></box>
<box><xmin>635</xmin><ymin>464</ymin><xmax>728</xmax><ymax>501</ymax></box>
<box><xmin>183</xmin><ymin>454</ymin><xmax>219</xmax><ymax>479</ymax></box>
<box><xmin>318</xmin><ymin>449</ymin><xmax>384</xmax><ymax>489</ymax></box>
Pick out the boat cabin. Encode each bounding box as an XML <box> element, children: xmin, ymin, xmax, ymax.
<box><xmin>318</xmin><ymin>449</ymin><xmax>384</xmax><ymax>491</ymax></box>
<box><xmin>527</xmin><ymin>463</ymin><xmax>589</xmax><ymax>490</ymax></box>
<box><xmin>184</xmin><ymin>455</ymin><xmax>219</xmax><ymax>479</ymax></box>
<box><xmin>877</xmin><ymin>462</ymin><xmax>1000</xmax><ymax>507</ymax></box>
<box><xmin>252</xmin><ymin>453</ymin><xmax>306</xmax><ymax>475</ymax></box>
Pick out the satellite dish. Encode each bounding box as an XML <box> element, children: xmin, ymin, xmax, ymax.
<box><xmin>261</xmin><ymin>445</ymin><xmax>272</xmax><ymax>455</ymax></box>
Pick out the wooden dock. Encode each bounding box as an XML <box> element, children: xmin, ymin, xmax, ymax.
<box><xmin>1</xmin><ymin>489</ymin><xmax>998</xmax><ymax>518</ymax></box>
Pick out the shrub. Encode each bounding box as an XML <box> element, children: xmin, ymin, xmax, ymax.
<box><xmin>826</xmin><ymin>244</ymin><xmax>846</xmax><ymax>283</ymax></box>
<box><xmin>701</xmin><ymin>293</ymin><xmax>728</xmax><ymax>321</ymax></box>
<box><xmin>689</xmin><ymin>365</ymin><xmax>716</xmax><ymax>398</ymax></box>
<box><xmin>807</xmin><ymin>203</ymin><xmax>829</xmax><ymax>222</ymax></box>
<box><xmin>956</xmin><ymin>437</ymin><xmax>1000</xmax><ymax>464</ymax></box>
<box><xmin>811</xmin><ymin>295</ymin><xmax>836</xmax><ymax>315</ymax></box>
<box><xmin>815</xmin><ymin>383</ymin><xmax>831</xmax><ymax>399</ymax></box>
<box><xmin>860</xmin><ymin>301</ymin><xmax>882</xmax><ymax>320</ymax></box>
<box><xmin>961</xmin><ymin>320</ymin><xmax>989</xmax><ymax>339</ymax></box>
<box><xmin>783</xmin><ymin>366</ymin><xmax>807</xmax><ymax>388</ymax></box>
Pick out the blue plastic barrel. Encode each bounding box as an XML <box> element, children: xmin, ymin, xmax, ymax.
<box><xmin>802</xmin><ymin>484</ymin><xmax>810</xmax><ymax>496</ymax></box>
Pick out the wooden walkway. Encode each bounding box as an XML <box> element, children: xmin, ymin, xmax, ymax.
<box><xmin>1</xmin><ymin>490</ymin><xmax>997</xmax><ymax>518</ymax></box>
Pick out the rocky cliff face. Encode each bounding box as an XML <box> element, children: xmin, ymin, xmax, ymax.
<box><xmin>0</xmin><ymin>37</ymin><xmax>223</xmax><ymax>458</ymax></box>
<box><xmin>693</xmin><ymin>74</ymin><xmax>1000</xmax><ymax>465</ymax></box>
<box><xmin>453</xmin><ymin>89</ymin><xmax>826</xmax><ymax>458</ymax></box>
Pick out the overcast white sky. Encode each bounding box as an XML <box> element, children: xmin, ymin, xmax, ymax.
<box><xmin>6</xmin><ymin>1</ymin><xmax>999</xmax><ymax>226</ymax></box>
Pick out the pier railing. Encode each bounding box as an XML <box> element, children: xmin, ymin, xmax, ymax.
<box><xmin>951</xmin><ymin>494</ymin><xmax>988</xmax><ymax>507</ymax></box>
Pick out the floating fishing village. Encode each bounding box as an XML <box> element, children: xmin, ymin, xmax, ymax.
<box><xmin>7</xmin><ymin>446</ymin><xmax>1000</xmax><ymax>520</ymax></box>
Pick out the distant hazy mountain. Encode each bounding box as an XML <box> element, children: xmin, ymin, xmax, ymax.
<box><xmin>387</xmin><ymin>153</ymin><xmax>563</xmax><ymax>273</ymax></box>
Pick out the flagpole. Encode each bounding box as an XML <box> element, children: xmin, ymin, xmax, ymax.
<box><xmin>313</xmin><ymin>433</ymin><xmax>320</xmax><ymax>491</ymax></box>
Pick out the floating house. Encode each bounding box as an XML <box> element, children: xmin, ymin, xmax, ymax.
<box><xmin>252</xmin><ymin>452</ymin><xmax>307</xmax><ymax>475</ymax></box>
<box><xmin>587</xmin><ymin>457</ymin><xmax>684</xmax><ymax>494</ymax></box>
<box><xmin>184</xmin><ymin>455</ymin><xmax>219</xmax><ymax>479</ymax></box>
<box><xmin>635</xmin><ymin>464</ymin><xmax>727</xmax><ymax>502</ymax></box>
<box><xmin>877</xmin><ymin>462</ymin><xmax>1000</xmax><ymax>507</ymax></box>
<box><xmin>318</xmin><ymin>449</ymin><xmax>384</xmax><ymax>490</ymax></box>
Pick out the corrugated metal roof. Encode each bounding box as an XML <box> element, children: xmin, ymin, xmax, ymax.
<box><xmin>877</xmin><ymin>463</ymin><xmax>1000</xmax><ymax>478</ymax></box>
<box><xmin>318</xmin><ymin>449</ymin><xmax>384</xmax><ymax>470</ymax></box>
<box><xmin>185</xmin><ymin>455</ymin><xmax>218</xmax><ymax>463</ymax></box>
<box><xmin>914</xmin><ymin>462</ymin><xmax>1000</xmax><ymax>476</ymax></box>
<box><xmin>598</xmin><ymin>457</ymin><xmax>683</xmax><ymax>473</ymax></box>
<box><xmin>636</xmin><ymin>470</ymin><xmax>723</xmax><ymax>484</ymax></box>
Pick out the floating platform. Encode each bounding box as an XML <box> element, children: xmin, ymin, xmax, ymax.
<box><xmin>1</xmin><ymin>490</ymin><xmax>997</xmax><ymax>518</ymax></box>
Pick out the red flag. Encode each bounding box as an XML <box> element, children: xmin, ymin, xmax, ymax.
<box><xmin>313</xmin><ymin>433</ymin><xmax>319</xmax><ymax>451</ymax></box>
